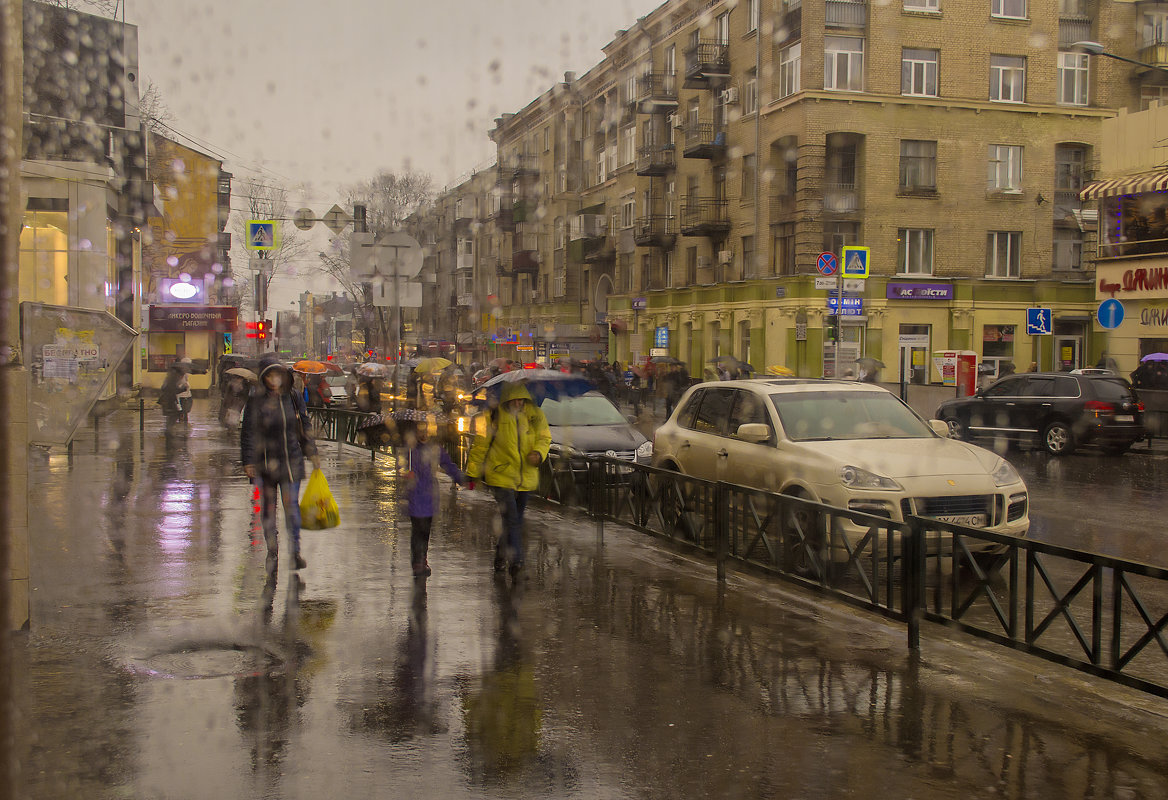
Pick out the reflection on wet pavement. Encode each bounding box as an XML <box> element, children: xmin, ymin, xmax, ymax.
<box><xmin>13</xmin><ymin>405</ymin><xmax>1168</xmax><ymax>799</ymax></box>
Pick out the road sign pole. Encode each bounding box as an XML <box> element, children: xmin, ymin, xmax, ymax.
<box><xmin>835</xmin><ymin>266</ymin><xmax>842</xmax><ymax>377</ymax></box>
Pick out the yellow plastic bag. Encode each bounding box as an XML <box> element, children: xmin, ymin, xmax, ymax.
<box><xmin>299</xmin><ymin>468</ymin><xmax>340</xmax><ymax>530</ymax></box>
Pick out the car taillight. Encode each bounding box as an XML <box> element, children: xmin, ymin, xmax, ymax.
<box><xmin>1084</xmin><ymin>400</ymin><xmax>1115</xmax><ymax>416</ymax></box>
<box><xmin>1137</xmin><ymin>401</ymin><xmax>1146</xmax><ymax>412</ymax></box>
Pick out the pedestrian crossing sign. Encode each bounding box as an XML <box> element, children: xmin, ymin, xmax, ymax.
<box><xmin>246</xmin><ymin>220</ymin><xmax>278</xmax><ymax>251</ymax></box>
<box><xmin>841</xmin><ymin>246</ymin><xmax>870</xmax><ymax>279</ymax></box>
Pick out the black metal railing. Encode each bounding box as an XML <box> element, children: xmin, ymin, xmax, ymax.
<box><xmin>683</xmin><ymin>41</ymin><xmax>730</xmax><ymax>81</ymax></box>
<box><xmin>636</xmin><ymin>72</ymin><xmax>679</xmax><ymax>106</ymax></box>
<box><xmin>304</xmin><ymin>411</ymin><xmax>1168</xmax><ymax>699</ymax></box>
<box><xmin>681</xmin><ymin>121</ymin><xmax>727</xmax><ymax>158</ymax></box>
<box><xmin>633</xmin><ymin>214</ymin><xmax>677</xmax><ymax>248</ymax></box>
<box><xmin>680</xmin><ymin>198</ymin><xmax>731</xmax><ymax>235</ymax></box>
<box><xmin>635</xmin><ymin>144</ymin><xmax>676</xmax><ymax>175</ymax></box>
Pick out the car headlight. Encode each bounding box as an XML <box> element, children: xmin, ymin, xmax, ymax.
<box><xmin>991</xmin><ymin>458</ymin><xmax>1021</xmax><ymax>487</ymax></box>
<box><xmin>635</xmin><ymin>440</ymin><xmax>654</xmax><ymax>459</ymax></box>
<box><xmin>839</xmin><ymin>465</ymin><xmax>902</xmax><ymax>491</ymax></box>
<box><xmin>551</xmin><ymin>444</ymin><xmax>584</xmax><ymax>458</ymax></box>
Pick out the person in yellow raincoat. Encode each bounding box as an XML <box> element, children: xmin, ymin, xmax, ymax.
<box><xmin>465</xmin><ymin>383</ymin><xmax>551</xmax><ymax>577</ymax></box>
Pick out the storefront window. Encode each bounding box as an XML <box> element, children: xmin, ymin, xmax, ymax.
<box><xmin>19</xmin><ymin>210</ymin><xmax>69</xmax><ymax>306</ymax></box>
<box><xmin>146</xmin><ymin>333</ymin><xmax>186</xmax><ymax>372</ymax></box>
<box><xmin>982</xmin><ymin>324</ymin><xmax>1015</xmax><ymax>378</ymax></box>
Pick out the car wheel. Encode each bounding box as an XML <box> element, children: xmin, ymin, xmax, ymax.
<box><xmin>945</xmin><ymin>418</ymin><xmax>966</xmax><ymax>440</ymax></box>
<box><xmin>1042</xmin><ymin>420</ymin><xmax>1075</xmax><ymax>456</ymax></box>
<box><xmin>782</xmin><ymin>488</ymin><xmax>823</xmax><ymax>579</ymax></box>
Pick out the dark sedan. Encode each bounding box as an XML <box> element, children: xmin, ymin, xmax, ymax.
<box><xmin>935</xmin><ymin>372</ymin><xmax>1145</xmax><ymax>455</ymax></box>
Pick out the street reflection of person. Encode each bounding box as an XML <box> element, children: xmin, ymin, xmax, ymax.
<box><xmin>399</xmin><ymin>416</ymin><xmax>467</xmax><ymax>577</ymax></box>
<box><xmin>241</xmin><ymin>355</ymin><xmax>321</xmax><ymax>571</ymax></box>
<box><xmin>463</xmin><ymin>580</ymin><xmax>541</xmax><ymax>782</ymax></box>
<box><xmin>465</xmin><ymin>383</ymin><xmax>551</xmax><ymax>578</ymax></box>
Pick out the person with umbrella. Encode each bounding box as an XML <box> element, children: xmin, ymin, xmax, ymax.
<box><xmin>158</xmin><ymin>359</ymin><xmax>192</xmax><ymax>432</ymax></box>
<box><xmin>219</xmin><ymin>367</ymin><xmax>255</xmax><ymax>427</ymax></box>
<box><xmin>241</xmin><ymin>354</ymin><xmax>321</xmax><ymax>571</ymax></box>
<box><xmin>465</xmin><ymin>382</ymin><xmax>551</xmax><ymax>578</ymax></box>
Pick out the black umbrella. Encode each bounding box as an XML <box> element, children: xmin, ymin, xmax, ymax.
<box><xmin>651</xmin><ymin>356</ymin><xmax>684</xmax><ymax>365</ymax></box>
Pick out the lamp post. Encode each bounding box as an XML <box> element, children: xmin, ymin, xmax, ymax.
<box><xmin>1071</xmin><ymin>41</ymin><xmax>1168</xmax><ymax>77</ymax></box>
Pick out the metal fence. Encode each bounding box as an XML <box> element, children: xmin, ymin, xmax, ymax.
<box><xmin>307</xmin><ymin>407</ymin><xmax>1168</xmax><ymax>699</ymax></box>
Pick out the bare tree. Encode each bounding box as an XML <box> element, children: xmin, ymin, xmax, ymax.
<box><xmin>138</xmin><ymin>79</ymin><xmax>172</xmax><ymax>137</ymax></box>
<box><xmin>38</xmin><ymin>0</ymin><xmax>120</xmax><ymax>16</ymax></box>
<box><xmin>347</xmin><ymin>169</ymin><xmax>434</xmax><ymax>237</ymax></box>
<box><xmin>231</xmin><ymin>176</ymin><xmax>310</xmax><ymax>316</ymax></box>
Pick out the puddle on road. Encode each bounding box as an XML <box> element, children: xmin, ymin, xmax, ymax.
<box><xmin>127</xmin><ymin>641</ymin><xmax>283</xmax><ymax>680</ymax></box>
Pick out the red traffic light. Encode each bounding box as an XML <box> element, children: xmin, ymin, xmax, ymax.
<box><xmin>245</xmin><ymin>320</ymin><xmax>271</xmax><ymax>340</ymax></box>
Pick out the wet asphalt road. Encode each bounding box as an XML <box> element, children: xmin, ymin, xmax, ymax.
<box><xmin>12</xmin><ymin>402</ymin><xmax>1168</xmax><ymax>799</ymax></box>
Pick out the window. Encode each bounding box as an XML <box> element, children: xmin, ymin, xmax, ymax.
<box><xmin>543</xmin><ymin>127</ymin><xmax>550</xmax><ymax>152</ymax></box>
<box><xmin>18</xmin><ymin>209</ymin><xmax>69</xmax><ymax>306</ymax></box>
<box><xmin>1143</xmin><ymin>10</ymin><xmax>1168</xmax><ymax>47</ymax></box>
<box><xmin>990</xmin><ymin>55</ymin><xmax>1025</xmax><ymax>102</ymax></box>
<box><xmin>1141</xmin><ymin>85</ymin><xmax>1168</xmax><ymax>111</ymax></box>
<box><xmin>902</xmin><ymin>48</ymin><xmax>938</xmax><ymax>96</ymax></box>
<box><xmin>1053</xmin><ymin>228</ymin><xmax>1083</xmax><ymax>270</ymax></box>
<box><xmin>715</xmin><ymin>11</ymin><xmax>730</xmax><ymax>45</ymax></box>
<box><xmin>774</xmin><ymin>223</ymin><xmax>796</xmax><ymax>275</ymax></box>
<box><xmin>897</xmin><ymin>229</ymin><xmax>934</xmax><ymax>274</ymax></box>
<box><xmin>596</xmin><ymin>151</ymin><xmax>606</xmax><ymax>185</ymax></box>
<box><xmin>779</xmin><ymin>43</ymin><xmax>801</xmax><ymax>99</ymax></box>
<box><xmin>991</xmin><ymin>0</ymin><xmax>1026</xmax><ymax>19</ymax></box>
<box><xmin>824</xmin><ymin>221</ymin><xmax>860</xmax><ymax>256</ymax></box>
<box><xmin>665</xmin><ymin>44</ymin><xmax>676</xmax><ymax>77</ymax></box>
<box><xmin>686</xmin><ymin>246</ymin><xmax>698</xmax><ymax>285</ymax></box>
<box><xmin>905</xmin><ymin>0</ymin><xmax>939</xmax><ymax>10</ymax></box>
<box><xmin>988</xmin><ymin>144</ymin><xmax>1022</xmax><ymax>192</ymax></box>
<box><xmin>742</xmin><ymin>154</ymin><xmax>756</xmax><ymax>202</ymax></box>
<box><xmin>825</xmin><ymin>37</ymin><xmax>864</xmax><ymax>92</ymax></box>
<box><xmin>747</xmin><ymin>0</ymin><xmax>760</xmax><ymax>32</ymax></box>
<box><xmin>554</xmin><ymin>217</ymin><xmax>565</xmax><ymax>250</ymax></box>
<box><xmin>1055</xmin><ymin>145</ymin><xmax>1085</xmax><ymax>192</ymax></box>
<box><xmin>742</xmin><ymin>235</ymin><xmax>756</xmax><ymax>278</ymax></box>
<box><xmin>744</xmin><ymin>70</ymin><xmax>758</xmax><ymax>114</ymax></box>
<box><xmin>1057</xmin><ymin>52</ymin><xmax>1088</xmax><ymax>106</ymax></box>
<box><xmin>986</xmin><ymin>231</ymin><xmax>1021</xmax><ymax>277</ymax></box>
<box><xmin>621</xmin><ymin>194</ymin><xmax>635</xmax><ymax>228</ymax></box>
<box><xmin>899</xmin><ymin>139</ymin><xmax>937</xmax><ymax>191</ymax></box>
<box><xmin>621</xmin><ymin>126</ymin><xmax>635</xmax><ymax>166</ymax></box>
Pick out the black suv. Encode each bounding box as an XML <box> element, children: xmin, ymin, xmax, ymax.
<box><xmin>936</xmin><ymin>372</ymin><xmax>1145</xmax><ymax>455</ymax></box>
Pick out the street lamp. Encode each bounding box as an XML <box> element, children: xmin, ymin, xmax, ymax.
<box><xmin>1071</xmin><ymin>41</ymin><xmax>1168</xmax><ymax>76</ymax></box>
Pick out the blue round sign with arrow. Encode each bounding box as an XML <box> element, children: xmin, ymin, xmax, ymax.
<box><xmin>1098</xmin><ymin>298</ymin><xmax>1124</xmax><ymax>330</ymax></box>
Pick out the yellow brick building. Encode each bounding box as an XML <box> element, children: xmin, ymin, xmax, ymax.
<box><xmin>415</xmin><ymin>0</ymin><xmax>1162</xmax><ymax>381</ymax></box>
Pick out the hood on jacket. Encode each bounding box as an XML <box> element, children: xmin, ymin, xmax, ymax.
<box><xmin>500</xmin><ymin>382</ymin><xmax>534</xmax><ymax>404</ymax></box>
<box><xmin>258</xmin><ymin>354</ymin><xmax>290</xmax><ymax>384</ymax></box>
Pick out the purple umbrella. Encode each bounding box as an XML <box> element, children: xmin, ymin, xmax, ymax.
<box><xmin>474</xmin><ymin>369</ymin><xmax>594</xmax><ymax>404</ymax></box>
<box><xmin>1140</xmin><ymin>353</ymin><xmax>1168</xmax><ymax>362</ymax></box>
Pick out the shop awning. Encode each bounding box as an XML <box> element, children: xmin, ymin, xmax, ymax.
<box><xmin>1080</xmin><ymin>170</ymin><xmax>1168</xmax><ymax>200</ymax></box>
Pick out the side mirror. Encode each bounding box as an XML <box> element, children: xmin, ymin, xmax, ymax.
<box><xmin>736</xmin><ymin>423</ymin><xmax>771</xmax><ymax>443</ymax></box>
<box><xmin>928</xmin><ymin>419</ymin><xmax>950</xmax><ymax>437</ymax></box>
<box><xmin>626</xmin><ymin>414</ymin><xmax>638</xmax><ymax>425</ymax></box>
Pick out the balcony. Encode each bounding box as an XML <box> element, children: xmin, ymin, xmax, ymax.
<box><xmin>823</xmin><ymin>182</ymin><xmax>859</xmax><ymax>214</ymax></box>
<box><xmin>680</xmin><ymin>198</ymin><xmax>731</xmax><ymax>237</ymax></box>
<box><xmin>682</xmin><ymin>121</ymin><xmax>727</xmax><ymax>160</ymax></box>
<box><xmin>512</xmin><ymin>234</ymin><xmax>541</xmax><ymax>274</ymax></box>
<box><xmin>456</xmin><ymin>294</ymin><xmax>473</xmax><ymax>307</ymax></box>
<box><xmin>683</xmin><ymin>40</ymin><xmax>730</xmax><ymax>89</ymax></box>
<box><xmin>502</xmin><ymin>154</ymin><xmax>541</xmax><ymax>178</ymax></box>
<box><xmin>1139</xmin><ymin>41</ymin><xmax>1168</xmax><ymax>69</ymax></box>
<box><xmin>489</xmin><ymin>205</ymin><xmax>515</xmax><ymax>232</ymax></box>
<box><xmin>635</xmin><ymin>73</ymin><xmax>679</xmax><ymax>111</ymax></box>
<box><xmin>1058</xmin><ymin>17</ymin><xmax>1092</xmax><ymax>49</ymax></box>
<box><xmin>636</xmin><ymin>144</ymin><xmax>676</xmax><ymax>176</ymax></box>
<box><xmin>512</xmin><ymin>199</ymin><xmax>535</xmax><ymax>225</ymax></box>
<box><xmin>633</xmin><ymin>215</ymin><xmax>677</xmax><ymax>248</ymax></box>
<box><xmin>779</xmin><ymin>2</ymin><xmax>802</xmax><ymax>43</ymax></box>
<box><xmin>581</xmin><ymin>236</ymin><xmax>616</xmax><ymax>263</ymax></box>
<box><xmin>825</xmin><ymin>0</ymin><xmax>866</xmax><ymax>28</ymax></box>
<box><xmin>456</xmin><ymin>253</ymin><xmax>473</xmax><ymax>271</ymax></box>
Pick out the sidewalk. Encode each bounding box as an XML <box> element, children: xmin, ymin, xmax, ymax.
<box><xmin>11</xmin><ymin>401</ymin><xmax>1168</xmax><ymax>799</ymax></box>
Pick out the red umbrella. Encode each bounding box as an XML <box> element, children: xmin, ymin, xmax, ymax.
<box><xmin>522</xmin><ymin>362</ymin><xmax>541</xmax><ymax>369</ymax></box>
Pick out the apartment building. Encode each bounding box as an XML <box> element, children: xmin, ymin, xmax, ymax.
<box><xmin>426</xmin><ymin>0</ymin><xmax>1158</xmax><ymax>379</ymax></box>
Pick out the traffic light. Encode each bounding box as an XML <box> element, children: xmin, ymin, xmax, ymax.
<box><xmin>825</xmin><ymin>314</ymin><xmax>839</xmax><ymax>343</ymax></box>
<box><xmin>245</xmin><ymin>321</ymin><xmax>260</xmax><ymax>339</ymax></box>
<box><xmin>245</xmin><ymin>320</ymin><xmax>271</xmax><ymax>340</ymax></box>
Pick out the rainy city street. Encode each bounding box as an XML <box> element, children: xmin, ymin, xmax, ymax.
<box><xmin>12</xmin><ymin>403</ymin><xmax>1168</xmax><ymax>799</ymax></box>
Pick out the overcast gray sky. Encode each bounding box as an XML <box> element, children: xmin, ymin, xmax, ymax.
<box><xmin>129</xmin><ymin>0</ymin><xmax>661</xmax><ymax>200</ymax></box>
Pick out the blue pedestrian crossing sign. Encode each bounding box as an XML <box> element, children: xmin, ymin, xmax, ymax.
<box><xmin>1097</xmin><ymin>298</ymin><xmax>1124</xmax><ymax>330</ymax></box>
<box><xmin>246</xmin><ymin>220</ymin><xmax>278</xmax><ymax>251</ymax></box>
<box><xmin>1026</xmin><ymin>307</ymin><xmax>1053</xmax><ymax>335</ymax></box>
<box><xmin>841</xmin><ymin>246</ymin><xmax>870</xmax><ymax>278</ymax></box>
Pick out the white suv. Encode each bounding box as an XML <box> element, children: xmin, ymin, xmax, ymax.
<box><xmin>652</xmin><ymin>379</ymin><xmax>1029</xmax><ymax>546</ymax></box>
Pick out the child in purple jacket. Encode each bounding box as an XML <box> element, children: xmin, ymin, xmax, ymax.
<box><xmin>400</xmin><ymin>420</ymin><xmax>466</xmax><ymax>577</ymax></box>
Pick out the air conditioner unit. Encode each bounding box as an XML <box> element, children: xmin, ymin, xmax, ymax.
<box><xmin>668</xmin><ymin>113</ymin><xmax>682</xmax><ymax>128</ymax></box>
<box><xmin>697</xmin><ymin>255</ymin><xmax>711</xmax><ymax>269</ymax></box>
<box><xmin>720</xmin><ymin>87</ymin><xmax>739</xmax><ymax>104</ymax></box>
<box><xmin>718</xmin><ymin>250</ymin><xmax>733</xmax><ymax>264</ymax></box>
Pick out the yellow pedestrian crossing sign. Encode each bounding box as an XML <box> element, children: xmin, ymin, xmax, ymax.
<box><xmin>246</xmin><ymin>220</ymin><xmax>278</xmax><ymax>251</ymax></box>
<box><xmin>841</xmin><ymin>245</ymin><xmax>870</xmax><ymax>278</ymax></box>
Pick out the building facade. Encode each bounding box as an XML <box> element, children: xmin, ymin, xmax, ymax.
<box><xmin>415</xmin><ymin>0</ymin><xmax>1168</xmax><ymax>381</ymax></box>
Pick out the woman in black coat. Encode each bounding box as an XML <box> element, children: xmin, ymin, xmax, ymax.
<box><xmin>241</xmin><ymin>355</ymin><xmax>320</xmax><ymax>570</ymax></box>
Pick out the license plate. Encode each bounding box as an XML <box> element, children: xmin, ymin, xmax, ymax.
<box><xmin>935</xmin><ymin>513</ymin><xmax>987</xmax><ymax>527</ymax></box>
<box><xmin>1114</xmin><ymin>415</ymin><xmax>1134</xmax><ymax>423</ymax></box>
